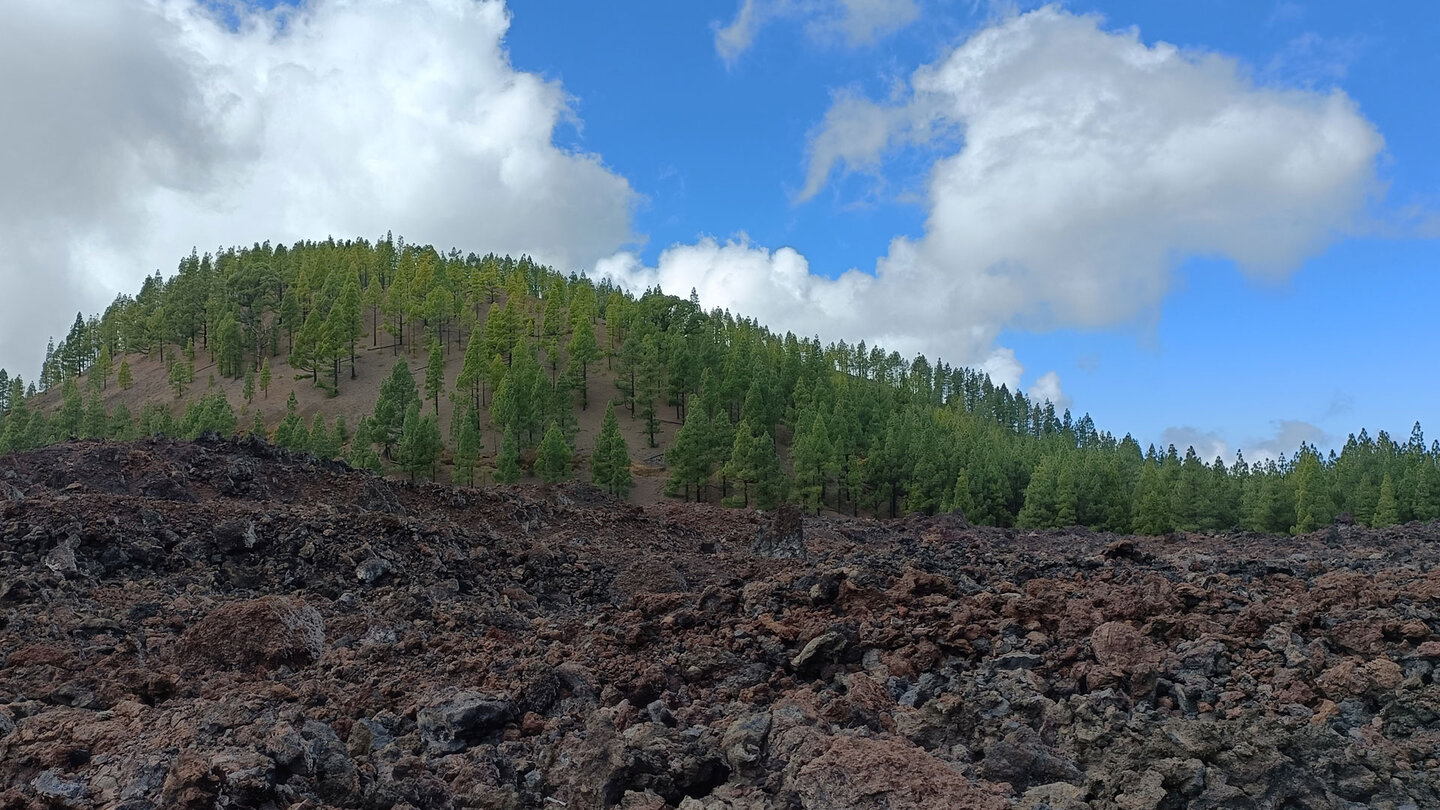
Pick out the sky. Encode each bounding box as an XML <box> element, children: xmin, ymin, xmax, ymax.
<box><xmin>0</xmin><ymin>0</ymin><xmax>1435</xmax><ymax>461</ymax></box>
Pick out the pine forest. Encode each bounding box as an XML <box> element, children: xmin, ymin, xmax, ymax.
<box><xmin>1</xmin><ymin>234</ymin><xmax>1435</xmax><ymax>536</ymax></box>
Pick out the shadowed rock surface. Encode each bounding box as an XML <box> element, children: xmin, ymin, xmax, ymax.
<box><xmin>1</xmin><ymin>437</ymin><xmax>1438</xmax><ymax>809</ymax></box>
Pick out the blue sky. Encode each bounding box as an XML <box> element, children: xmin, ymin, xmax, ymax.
<box><xmin>507</xmin><ymin>0</ymin><xmax>1440</xmax><ymax>460</ymax></box>
<box><xmin>2</xmin><ymin>0</ymin><xmax>1435</xmax><ymax>460</ymax></box>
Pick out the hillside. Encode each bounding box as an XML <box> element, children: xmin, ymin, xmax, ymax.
<box><xmin>1</xmin><ymin>236</ymin><xmax>1437</xmax><ymax>535</ymax></box>
<box><xmin>24</xmin><ymin>322</ymin><xmax>683</xmax><ymax>506</ymax></box>
<box><xmin>2</xmin><ymin>437</ymin><xmax>1439</xmax><ymax>808</ymax></box>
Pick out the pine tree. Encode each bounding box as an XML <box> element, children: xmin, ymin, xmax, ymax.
<box><xmin>723</xmin><ymin>420</ymin><xmax>760</xmax><ymax>508</ymax></box>
<box><xmin>1131</xmin><ymin>462</ymin><xmax>1172</xmax><ymax>535</ymax></box>
<box><xmin>638</xmin><ymin>335</ymin><xmax>662</xmax><ymax>447</ymax></box>
<box><xmin>1017</xmin><ymin>455</ymin><xmax>1060</xmax><ymax>528</ymax></box>
<box><xmin>374</xmin><ymin>360</ymin><xmax>419</xmax><ymax>456</ymax></box>
<box><xmin>397</xmin><ymin>402</ymin><xmax>442</xmax><ymax>481</ymax></box>
<box><xmin>535</xmin><ymin>423</ymin><xmax>573</xmax><ymax>483</ymax></box>
<box><xmin>566</xmin><ymin>313</ymin><xmax>600</xmax><ymax>409</ymax></box>
<box><xmin>425</xmin><ymin>338</ymin><xmax>445</xmax><ymax>414</ymax></box>
<box><xmin>274</xmin><ymin>391</ymin><xmax>306</xmax><ymax>450</ymax></box>
<box><xmin>1170</xmin><ymin>447</ymin><xmax>1208</xmax><ymax>532</ymax></box>
<box><xmin>791</xmin><ymin>412</ymin><xmax>836</xmax><ymax>514</ymax></box>
<box><xmin>243</xmin><ymin>369</ymin><xmax>255</xmax><ymax>403</ymax></box>
<box><xmin>111</xmin><ymin>404</ymin><xmax>136</xmax><ymax>441</ymax></box>
<box><xmin>347</xmin><ymin>416</ymin><xmax>383</xmax><ymax>473</ymax></box>
<box><xmin>81</xmin><ymin>390</ymin><xmax>108</xmax><ymax>440</ymax></box>
<box><xmin>259</xmin><ymin>358</ymin><xmax>272</xmax><ymax>398</ymax></box>
<box><xmin>251</xmin><ymin>410</ymin><xmax>266</xmax><ymax>439</ymax></box>
<box><xmin>1291</xmin><ymin>448</ymin><xmax>1334</xmax><ymax>534</ymax></box>
<box><xmin>494</xmin><ymin>428</ymin><xmax>522</xmax><ymax>483</ymax></box>
<box><xmin>1373</xmin><ymin>473</ymin><xmax>1400</xmax><ymax>527</ymax></box>
<box><xmin>454</xmin><ymin>407</ymin><xmax>481</xmax><ymax>486</ymax></box>
<box><xmin>96</xmin><ymin>345</ymin><xmax>113</xmax><ymax>390</ymax></box>
<box><xmin>168</xmin><ymin>359</ymin><xmax>189</xmax><ymax>399</ymax></box>
<box><xmin>665</xmin><ymin>395</ymin><xmax>711</xmax><ymax>501</ymax></box>
<box><xmin>117</xmin><ymin>360</ymin><xmax>133</xmax><ymax>391</ymax></box>
<box><xmin>457</xmin><ymin>327</ymin><xmax>487</xmax><ymax>411</ymax></box>
<box><xmin>310</xmin><ymin>413</ymin><xmax>339</xmax><ymax>459</ymax></box>
<box><xmin>592</xmin><ymin>402</ymin><xmax>632</xmax><ymax>497</ymax></box>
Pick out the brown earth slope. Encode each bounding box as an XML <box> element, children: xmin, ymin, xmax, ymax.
<box><xmin>1</xmin><ymin>437</ymin><xmax>1438</xmax><ymax>809</ymax></box>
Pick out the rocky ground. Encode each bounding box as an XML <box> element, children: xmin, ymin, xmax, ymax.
<box><xmin>1</xmin><ymin>437</ymin><xmax>1438</xmax><ymax>809</ymax></box>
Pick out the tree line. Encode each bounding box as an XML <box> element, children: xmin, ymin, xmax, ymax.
<box><xmin>1</xmin><ymin>234</ymin><xmax>1434</xmax><ymax>534</ymax></box>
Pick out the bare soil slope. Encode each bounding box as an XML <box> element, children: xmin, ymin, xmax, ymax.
<box><xmin>2</xmin><ymin>437</ymin><xmax>1438</xmax><ymax>809</ymax></box>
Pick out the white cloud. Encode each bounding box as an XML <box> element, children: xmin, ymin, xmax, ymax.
<box><xmin>1243</xmin><ymin>419</ymin><xmax>1329</xmax><ymax>463</ymax></box>
<box><xmin>1027</xmin><ymin>370</ymin><xmax>1068</xmax><ymax>409</ymax></box>
<box><xmin>714</xmin><ymin>0</ymin><xmax>920</xmax><ymax>65</ymax></box>
<box><xmin>1159</xmin><ymin>426</ymin><xmax>1229</xmax><ymax>462</ymax></box>
<box><xmin>1158</xmin><ymin>419</ymin><xmax>1330</xmax><ymax>465</ymax></box>
<box><xmin>0</xmin><ymin>0</ymin><xmax>636</xmax><ymax>378</ymax></box>
<box><xmin>642</xmin><ymin>5</ymin><xmax>1381</xmax><ymax>397</ymax></box>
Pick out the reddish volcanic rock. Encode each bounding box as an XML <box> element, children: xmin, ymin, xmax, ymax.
<box><xmin>176</xmin><ymin>596</ymin><xmax>325</xmax><ymax>672</ymax></box>
<box><xmin>0</xmin><ymin>437</ymin><xmax>1438</xmax><ymax>809</ymax></box>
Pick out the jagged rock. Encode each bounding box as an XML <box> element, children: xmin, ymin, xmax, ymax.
<box><xmin>418</xmin><ymin>690</ymin><xmax>517</xmax><ymax>753</ymax></box>
<box><xmin>32</xmin><ymin>769</ymin><xmax>87</xmax><ymax>803</ymax></box>
<box><xmin>213</xmin><ymin>518</ymin><xmax>259</xmax><ymax>552</ymax></box>
<box><xmin>790</xmin><ymin>631</ymin><xmax>847</xmax><ymax>674</ymax></box>
<box><xmin>1090</xmin><ymin>621</ymin><xmax>1161</xmax><ymax>671</ymax></box>
<box><xmin>43</xmin><ymin>535</ymin><xmax>81</xmax><ymax>577</ymax></box>
<box><xmin>751</xmin><ymin>502</ymin><xmax>807</xmax><ymax>559</ymax></box>
<box><xmin>721</xmin><ymin>712</ymin><xmax>772</xmax><ymax>771</ymax></box>
<box><xmin>789</xmin><ymin>736</ymin><xmax>1007</xmax><ymax>809</ymax></box>
<box><xmin>177</xmin><ymin>596</ymin><xmax>325</xmax><ymax>672</ymax></box>
<box><xmin>980</xmin><ymin>730</ymin><xmax>1082</xmax><ymax>790</ymax></box>
<box><xmin>355</xmin><ymin>556</ymin><xmax>393</xmax><ymax>583</ymax></box>
<box><xmin>1</xmin><ymin>438</ymin><xmax>1438</xmax><ymax>809</ymax></box>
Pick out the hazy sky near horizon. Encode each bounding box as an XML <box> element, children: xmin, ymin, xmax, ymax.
<box><xmin>0</xmin><ymin>0</ymin><xmax>1435</xmax><ymax>460</ymax></box>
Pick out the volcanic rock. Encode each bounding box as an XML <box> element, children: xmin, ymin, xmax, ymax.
<box><xmin>1</xmin><ymin>437</ymin><xmax>1439</xmax><ymax>809</ymax></box>
<box><xmin>176</xmin><ymin>595</ymin><xmax>325</xmax><ymax>672</ymax></box>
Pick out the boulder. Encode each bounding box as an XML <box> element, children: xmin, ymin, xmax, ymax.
<box><xmin>418</xmin><ymin>690</ymin><xmax>517</xmax><ymax>753</ymax></box>
<box><xmin>177</xmin><ymin>596</ymin><xmax>325</xmax><ymax>672</ymax></box>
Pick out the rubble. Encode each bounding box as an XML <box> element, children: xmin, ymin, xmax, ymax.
<box><xmin>1</xmin><ymin>437</ymin><xmax>1438</xmax><ymax>808</ymax></box>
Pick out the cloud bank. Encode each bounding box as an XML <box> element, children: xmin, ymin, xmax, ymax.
<box><xmin>614</xmin><ymin>5</ymin><xmax>1383</xmax><ymax>404</ymax></box>
<box><xmin>0</xmin><ymin>0</ymin><xmax>636</xmax><ymax>377</ymax></box>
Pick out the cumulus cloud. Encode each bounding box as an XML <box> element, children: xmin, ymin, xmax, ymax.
<box><xmin>0</xmin><ymin>0</ymin><xmax>636</xmax><ymax>377</ymax></box>
<box><xmin>1027</xmin><ymin>371</ymin><xmax>1068</xmax><ymax>410</ymax></box>
<box><xmin>1159</xmin><ymin>419</ymin><xmax>1331</xmax><ymax>464</ymax></box>
<box><xmin>596</xmin><ymin>236</ymin><xmax>1032</xmax><ymax>385</ymax></box>
<box><xmin>1159</xmin><ymin>426</ymin><xmax>1229</xmax><ymax>462</ymax></box>
<box><xmin>714</xmin><ymin>0</ymin><xmax>920</xmax><ymax>65</ymax></box>
<box><xmin>615</xmin><ymin>6</ymin><xmax>1381</xmax><ymax>402</ymax></box>
<box><xmin>1243</xmin><ymin>419</ymin><xmax>1330</xmax><ymax>462</ymax></box>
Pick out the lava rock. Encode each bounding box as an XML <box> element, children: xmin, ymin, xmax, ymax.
<box><xmin>418</xmin><ymin>690</ymin><xmax>517</xmax><ymax>753</ymax></box>
<box><xmin>791</xmin><ymin>631</ymin><xmax>847</xmax><ymax>675</ymax></box>
<box><xmin>751</xmin><ymin>502</ymin><xmax>807</xmax><ymax>559</ymax></box>
<box><xmin>177</xmin><ymin>596</ymin><xmax>325</xmax><ymax>672</ymax></box>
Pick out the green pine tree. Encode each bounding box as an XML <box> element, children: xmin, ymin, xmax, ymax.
<box><xmin>1373</xmin><ymin>472</ymin><xmax>1400</xmax><ymax>527</ymax></box>
<box><xmin>1131</xmin><ymin>461</ymin><xmax>1173</xmax><ymax>535</ymax></box>
<box><xmin>397</xmin><ymin>402</ymin><xmax>442</xmax><ymax>481</ymax></box>
<box><xmin>592</xmin><ymin>401</ymin><xmax>632</xmax><ymax>497</ymax></box>
<box><xmin>1291</xmin><ymin>448</ymin><xmax>1334</xmax><ymax>534</ymax></box>
<box><xmin>535</xmin><ymin>423</ymin><xmax>573</xmax><ymax>483</ymax></box>
<box><xmin>454</xmin><ymin>407</ymin><xmax>481</xmax><ymax>486</ymax></box>
<box><xmin>494</xmin><ymin>427</ymin><xmax>522</xmax><ymax>483</ymax></box>
<box><xmin>425</xmin><ymin>338</ymin><xmax>445</xmax><ymax>415</ymax></box>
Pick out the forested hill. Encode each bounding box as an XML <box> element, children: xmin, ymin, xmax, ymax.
<box><xmin>0</xmin><ymin>235</ymin><xmax>1435</xmax><ymax>535</ymax></box>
